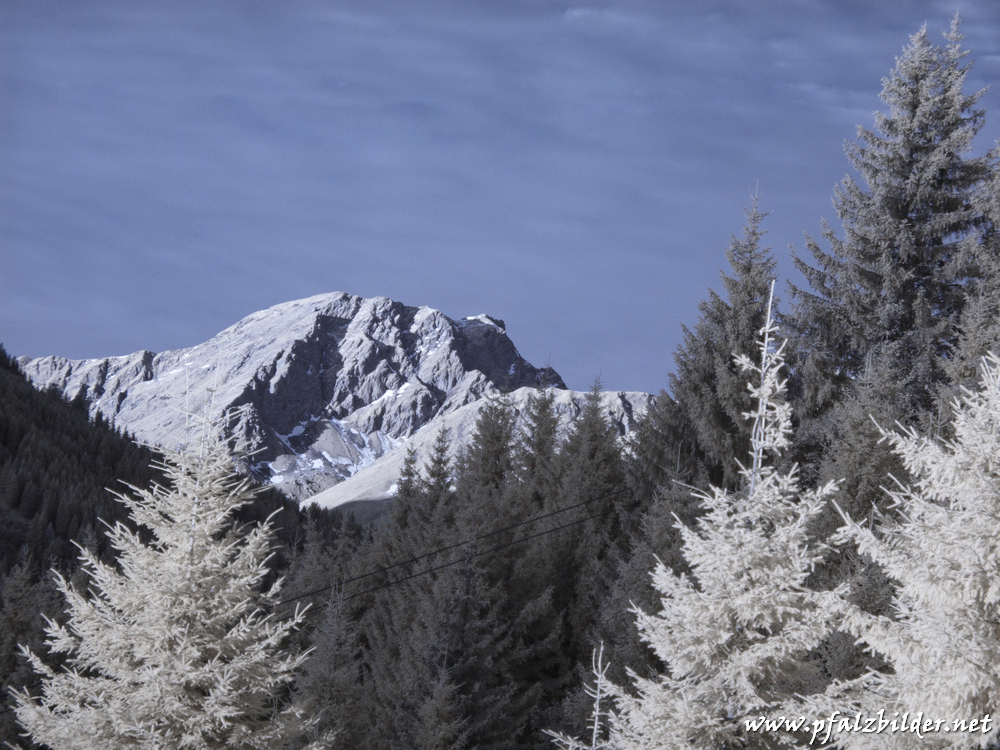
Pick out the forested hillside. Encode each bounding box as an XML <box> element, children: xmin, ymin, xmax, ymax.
<box><xmin>3</xmin><ymin>17</ymin><xmax>1000</xmax><ymax>750</ymax></box>
<box><xmin>0</xmin><ymin>345</ymin><xmax>159</xmax><ymax>574</ymax></box>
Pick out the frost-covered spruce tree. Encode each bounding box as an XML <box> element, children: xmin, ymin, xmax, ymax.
<box><xmin>607</xmin><ymin>285</ymin><xmax>845</xmax><ymax>749</ymax></box>
<box><xmin>10</xmin><ymin>417</ymin><xmax>330</xmax><ymax>750</ymax></box>
<box><xmin>803</xmin><ymin>354</ymin><xmax>1000</xmax><ymax>749</ymax></box>
<box><xmin>791</xmin><ymin>16</ymin><xmax>996</xmax><ymax>415</ymax></box>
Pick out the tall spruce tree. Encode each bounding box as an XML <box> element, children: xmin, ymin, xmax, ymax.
<box><xmin>945</xmin><ymin>155</ymin><xmax>1000</xmax><ymax>391</ymax></box>
<box><xmin>789</xmin><ymin>19</ymin><xmax>998</xmax><ymax>589</ymax></box>
<box><xmin>349</xmin><ymin>409</ymin><xmax>524</xmax><ymax>749</ymax></box>
<box><xmin>512</xmin><ymin>389</ymin><xmax>562</xmax><ymax>517</ymax></box>
<box><xmin>454</xmin><ymin>394</ymin><xmax>517</xmax><ymax>537</ymax></box>
<box><xmin>551</xmin><ymin>381</ymin><xmax>629</xmax><ymax>672</ymax></box>
<box><xmin>790</xmin><ymin>16</ymin><xmax>997</xmax><ymax>420</ymax></box>
<box><xmin>504</xmin><ymin>389</ymin><xmax>573</xmax><ymax>735</ymax></box>
<box><xmin>0</xmin><ymin>557</ymin><xmax>62</xmax><ymax>747</ymax></box>
<box><xmin>291</xmin><ymin>587</ymin><xmax>362</xmax><ymax>746</ymax></box>
<box><xmin>670</xmin><ymin>193</ymin><xmax>778</xmax><ymax>491</ymax></box>
<box><xmin>282</xmin><ymin>533</ymin><xmax>363</xmax><ymax>745</ymax></box>
<box><xmin>596</xmin><ymin>199</ymin><xmax>779</xmax><ymax>689</ymax></box>
<box><xmin>353</xmin><ymin>551</ymin><xmax>515</xmax><ymax>750</ymax></box>
<box><xmin>624</xmin><ymin>194</ymin><xmax>778</xmax><ymax>577</ymax></box>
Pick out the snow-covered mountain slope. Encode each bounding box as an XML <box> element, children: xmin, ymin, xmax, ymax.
<box><xmin>20</xmin><ymin>292</ymin><xmax>652</xmax><ymax>503</ymax></box>
<box><xmin>307</xmin><ymin>385</ymin><xmax>652</xmax><ymax>510</ymax></box>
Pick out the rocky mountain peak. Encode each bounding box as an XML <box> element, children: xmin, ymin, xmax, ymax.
<box><xmin>19</xmin><ymin>292</ymin><xmax>568</xmax><ymax>500</ymax></box>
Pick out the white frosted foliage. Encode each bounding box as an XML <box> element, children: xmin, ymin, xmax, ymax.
<box><xmin>608</xmin><ymin>285</ymin><xmax>844</xmax><ymax>748</ymax></box>
<box><xmin>11</xmin><ymin>419</ymin><xmax>331</xmax><ymax>749</ymax></box>
<box><xmin>812</xmin><ymin>354</ymin><xmax>1000</xmax><ymax>749</ymax></box>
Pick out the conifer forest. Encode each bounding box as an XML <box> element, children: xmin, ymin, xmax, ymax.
<box><xmin>2</xmin><ymin>18</ymin><xmax>1000</xmax><ymax>750</ymax></box>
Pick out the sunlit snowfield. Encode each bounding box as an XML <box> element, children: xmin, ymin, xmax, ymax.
<box><xmin>2</xmin><ymin>0</ymin><xmax>999</xmax><ymax>392</ymax></box>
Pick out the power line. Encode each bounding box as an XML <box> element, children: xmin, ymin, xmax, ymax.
<box><xmin>273</xmin><ymin>492</ymin><xmax>634</xmax><ymax>623</ymax></box>
<box><xmin>273</xmin><ymin>487</ymin><xmax>628</xmax><ymax>610</ymax></box>
<box><xmin>343</xmin><ymin>504</ymin><xmax>617</xmax><ymax>603</ymax></box>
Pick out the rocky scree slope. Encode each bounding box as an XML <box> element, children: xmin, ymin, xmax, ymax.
<box><xmin>20</xmin><ymin>293</ymin><xmax>649</xmax><ymax>504</ymax></box>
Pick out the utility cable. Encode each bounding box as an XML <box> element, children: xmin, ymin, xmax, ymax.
<box><xmin>273</xmin><ymin>487</ymin><xmax>628</xmax><ymax>610</ymax></box>
<box><xmin>273</xmin><ymin>494</ymin><xmax>634</xmax><ymax>623</ymax></box>
<box><xmin>342</xmin><ymin>504</ymin><xmax>617</xmax><ymax>603</ymax></box>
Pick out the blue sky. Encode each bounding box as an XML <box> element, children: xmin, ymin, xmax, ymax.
<box><xmin>2</xmin><ymin>0</ymin><xmax>999</xmax><ymax>394</ymax></box>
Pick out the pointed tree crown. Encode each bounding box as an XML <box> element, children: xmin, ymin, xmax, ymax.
<box><xmin>791</xmin><ymin>16</ymin><xmax>997</xmax><ymax>397</ymax></box>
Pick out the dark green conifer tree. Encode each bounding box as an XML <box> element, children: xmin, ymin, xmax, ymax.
<box><xmin>0</xmin><ymin>557</ymin><xmax>62</xmax><ymax>746</ymax></box>
<box><xmin>424</xmin><ymin>427</ymin><xmax>457</xmax><ymax>531</ymax></box>
<box><xmin>422</xmin><ymin>558</ymin><xmax>517</xmax><ymax>750</ymax></box>
<box><xmin>512</xmin><ymin>388</ymin><xmax>562</xmax><ymax>515</ymax></box>
<box><xmin>392</xmin><ymin>444</ymin><xmax>426</xmax><ymax>532</ymax></box>
<box><xmin>545</xmin><ymin>381</ymin><xmax>631</xmax><ymax>737</ymax></box>
<box><xmin>292</xmin><ymin>587</ymin><xmax>365</xmax><ymax>746</ymax></box>
<box><xmin>669</xmin><ymin>193</ymin><xmax>777</xmax><ymax>491</ymax></box>
<box><xmin>945</xmin><ymin>159</ymin><xmax>1000</xmax><ymax>390</ymax></box>
<box><xmin>454</xmin><ymin>394</ymin><xmax>516</xmax><ymax>531</ymax></box>
<box><xmin>347</xmin><ymin>411</ymin><xmax>525</xmax><ymax>749</ymax></box>
<box><xmin>382</xmin><ymin>430</ymin><xmax>452</xmax><ymax>556</ymax></box>
<box><xmin>502</xmin><ymin>389</ymin><xmax>571</xmax><ymax>734</ymax></box>
<box><xmin>410</xmin><ymin>673</ymin><xmax>470</xmax><ymax>750</ymax></box>
<box><xmin>555</xmin><ymin>381</ymin><xmax>627</xmax><ymax>633</ymax></box>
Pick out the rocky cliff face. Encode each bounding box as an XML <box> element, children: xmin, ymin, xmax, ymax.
<box><xmin>20</xmin><ymin>292</ymin><xmax>651</xmax><ymax>504</ymax></box>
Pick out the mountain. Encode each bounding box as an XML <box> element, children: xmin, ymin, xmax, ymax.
<box><xmin>19</xmin><ymin>292</ymin><xmax>652</xmax><ymax>506</ymax></box>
